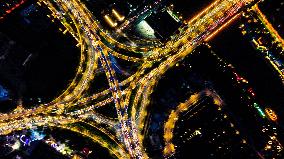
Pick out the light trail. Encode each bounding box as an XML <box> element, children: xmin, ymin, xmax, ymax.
<box><xmin>163</xmin><ymin>89</ymin><xmax>223</xmax><ymax>157</ymax></box>
<box><xmin>58</xmin><ymin>123</ymin><xmax>130</xmax><ymax>159</ymax></box>
<box><xmin>252</xmin><ymin>5</ymin><xmax>284</xmax><ymax>48</ymax></box>
<box><xmin>241</xmin><ymin>6</ymin><xmax>284</xmax><ymax>83</ymax></box>
<box><xmin>205</xmin><ymin>13</ymin><xmax>241</xmax><ymax>41</ymax></box>
<box><xmin>0</xmin><ymin>0</ymin><xmax>258</xmax><ymax>158</ymax></box>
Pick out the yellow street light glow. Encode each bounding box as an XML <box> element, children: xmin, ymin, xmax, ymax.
<box><xmin>0</xmin><ymin>0</ymin><xmax>258</xmax><ymax>158</ymax></box>
<box><xmin>265</xmin><ymin>108</ymin><xmax>278</xmax><ymax>121</ymax></box>
<box><xmin>205</xmin><ymin>13</ymin><xmax>240</xmax><ymax>42</ymax></box>
<box><xmin>112</xmin><ymin>9</ymin><xmax>125</xmax><ymax>21</ymax></box>
<box><xmin>253</xmin><ymin>5</ymin><xmax>284</xmax><ymax>48</ymax></box>
<box><xmin>187</xmin><ymin>0</ymin><xmax>219</xmax><ymax>23</ymax></box>
<box><xmin>104</xmin><ymin>14</ymin><xmax>117</xmax><ymax>27</ymax></box>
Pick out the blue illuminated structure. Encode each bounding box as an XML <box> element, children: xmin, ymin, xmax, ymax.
<box><xmin>0</xmin><ymin>85</ymin><xmax>9</xmax><ymax>101</ymax></box>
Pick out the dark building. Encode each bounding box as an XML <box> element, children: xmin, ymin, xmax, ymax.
<box><xmin>146</xmin><ymin>10</ymin><xmax>182</xmax><ymax>41</ymax></box>
<box><xmin>29</xmin><ymin>141</ymin><xmax>69</xmax><ymax>159</ymax></box>
<box><xmin>173</xmin><ymin>98</ymin><xmax>260</xmax><ymax>159</ymax></box>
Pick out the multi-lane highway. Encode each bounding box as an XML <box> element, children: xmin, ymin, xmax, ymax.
<box><xmin>0</xmin><ymin>0</ymin><xmax>260</xmax><ymax>158</ymax></box>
